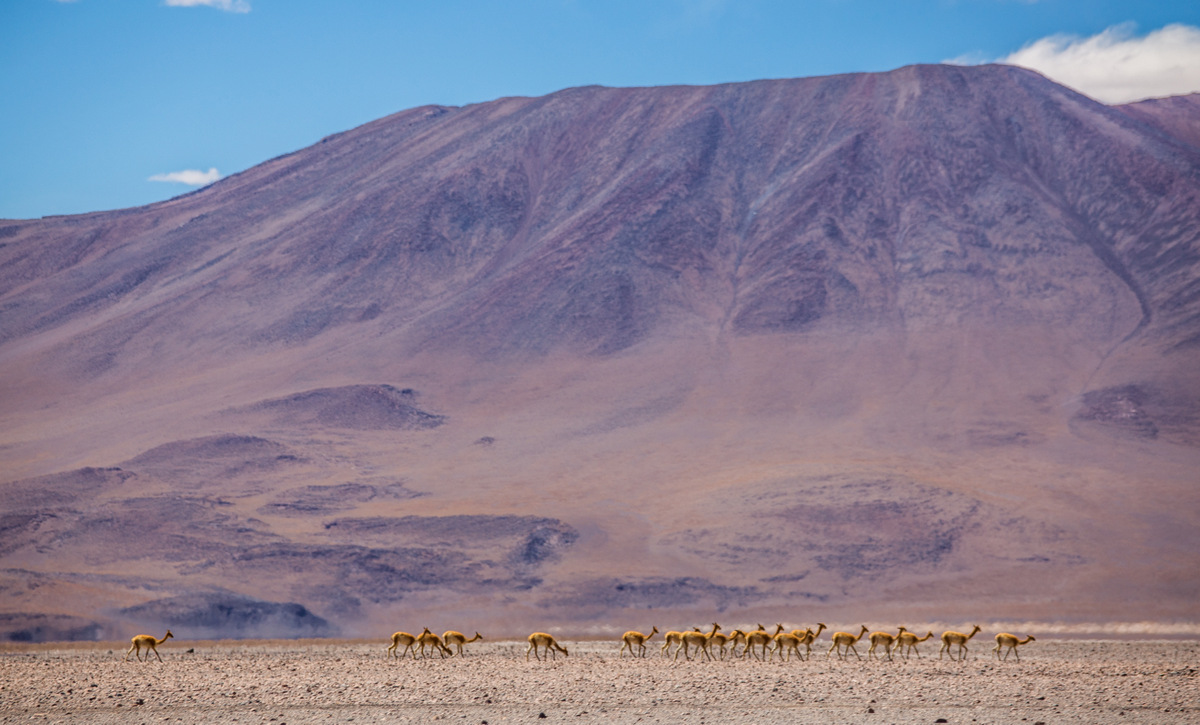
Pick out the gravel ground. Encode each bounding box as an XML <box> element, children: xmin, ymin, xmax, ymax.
<box><xmin>1</xmin><ymin>639</ymin><xmax>1196</xmax><ymax>724</ymax></box>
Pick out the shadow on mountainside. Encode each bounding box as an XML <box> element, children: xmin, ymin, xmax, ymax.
<box><xmin>118</xmin><ymin>592</ymin><xmax>335</xmax><ymax>639</ymax></box>
<box><xmin>231</xmin><ymin>385</ymin><xmax>446</xmax><ymax>431</ymax></box>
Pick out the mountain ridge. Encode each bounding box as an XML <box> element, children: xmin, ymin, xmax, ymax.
<box><xmin>4</xmin><ymin>65</ymin><xmax>1197</xmax><ymax>366</ymax></box>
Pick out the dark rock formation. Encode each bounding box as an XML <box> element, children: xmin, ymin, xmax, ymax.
<box><xmin>118</xmin><ymin>592</ymin><xmax>333</xmax><ymax>639</ymax></box>
<box><xmin>243</xmin><ymin>385</ymin><xmax>446</xmax><ymax>430</ymax></box>
<box><xmin>0</xmin><ymin>613</ymin><xmax>104</xmax><ymax>643</ymax></box>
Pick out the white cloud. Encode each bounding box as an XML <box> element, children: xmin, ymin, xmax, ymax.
<box><xmin>148</xmin><ymin>168</ymin><xmax>220</xmax><ymax>186</ymax></box>
<box><xmin>995</xmin><ymin>23</ymin><xmax>1200</xmax><ymax>103</ymax></box>
<box><xmin>163</xmin><ymin>0</ymin><xmax>251</xmax><ymax>13</ymax></box>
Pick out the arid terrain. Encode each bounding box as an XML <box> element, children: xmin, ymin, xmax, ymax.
<box><xmin>1</xmin><ymin>64</ymin><xmax>1199</xmax><ymax>640</ymax></box>
<box><xmin>1</xmin><ymin>638</ymin><xmax>1197</xmax><ymax>724</ymax></box>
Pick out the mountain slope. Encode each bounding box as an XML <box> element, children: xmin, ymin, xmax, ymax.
<box><xmin>1</xmin><ymin>65</ymin><xmax>1198</xmax><ymax>640</ymax></box>
<box><xmin>1119</xmin><ymin>93</ymin><xmax>1200</xmax><ymax>149</ymax></box>
<box><xmin>4</xmin><ymin>65</ymin><xmax>1199</xmax><ymax>367</ymax></box>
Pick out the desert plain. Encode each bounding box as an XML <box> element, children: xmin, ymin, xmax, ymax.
<box><xmin>1</xmin><ymin>638</ymin><xmax>1196</xmax><ymax>724</ymax></box>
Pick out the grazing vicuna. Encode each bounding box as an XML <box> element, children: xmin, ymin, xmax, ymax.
<box><xmin>894</xmin><ymin>630</ymin><xmax>934</xmax><ymax>660</ymax></box>
<box><xmin>387</xmin><ymin>631</ymin><xmax>418</xmax><ymax>660</ymax></box>
<box><xmin>771</xmin><ymin>628</ymin><xmax>804</xmax><ymax>662</ymax></box>
<box><xmin>993</xmin><ymin>633</ymin><xmax>1035</xmax><ymax>662</ymax></box>
<box><xmin>708</xmin><ymin>628</ymin><xmax>744</xmax><ymax>659</ymax></box>
<box><xmin>526</xmin><ymin>632</ymin><xmax>568</xmax><ymax>661</ymax></box>
<box><xmin>443</xmin><ymin>631</ymin><xmax>483</xmax><ymax>656</ymax></box>
<box><xmin>868</xmin><ymin>627</ymin><xmax>906</xmax><ymax>661</ymax></box>
<box><xmin>124</xmin><ymin>630</ymin><xmax>173</xmax><ymax>662</ymax></box>
<box><xmin>660</xmin><ymin>630</ymin><xmax>685</xmax><ymax>658</ymax></box>
<box><xmin>939</xmin><ymin>625</ymin><xmax>982</xmax><ymax>661</ymax></box>
<box><xmin>417</xmin><ymin>627</ymin><xmax>453</xmax><ymax>659</ymax></box>
<box><xmin>793</xmin><ymin>623</ymin><xmax>827</xmax><ymax>660</ymax></box>
<box><xmin>619</xmin><ymin>626</ymin><xmax>658</xmax><ymax>658</ymax></box>
<box><xmin>676</xmin><ymin>624</ymin><xmax>717</xmax><ymax>661</ymax></box>
<box><xmin>827</xmin><ymin>625</ymin><xmax>869</xmax><ymax>660</ymax></box>
<box><xmin>743</xmin><ymin>624</ymin><xmax>783</xmax><ymax>661</ymax></box>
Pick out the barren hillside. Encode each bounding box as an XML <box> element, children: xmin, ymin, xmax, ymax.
<box><xmin>1</xmin><ymin>64</ymin><xmax>1198</xmax><ymax>641</ymax></box>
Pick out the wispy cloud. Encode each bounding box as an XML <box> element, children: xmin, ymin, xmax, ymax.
<box><xmin>163</xmin><ymin>0</ymin><xmax>251</xmax><ymax>13</ymax></box>
<box><xmin>148</xmin><ymin>168</ymin><xmax>220</xmax><ymax>186</ymax></box>
<box><xmin>963</xmin><ymin>23</ymin><xmax>1200</xmax><ymax>104</ymax></box>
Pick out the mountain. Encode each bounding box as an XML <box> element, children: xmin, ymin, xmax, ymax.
<box><xmin>1</xmin><ymin>64</ymin><xmax>1198</xmax><ymax>641</ymax></box>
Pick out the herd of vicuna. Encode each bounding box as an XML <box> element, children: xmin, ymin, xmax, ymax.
<box><xmin>616</xmin><ymin>623</ymin><xmax>1033</xmax><ymax>663</ymax></box>
<box><xmin>123</xmin><ymin>623</ymin><xmax>1035</xmax><ymax>663</ymax></box>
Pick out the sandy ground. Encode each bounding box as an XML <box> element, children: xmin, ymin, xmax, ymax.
<box><xmin>0</xmin><ymin>639</ymin><xmax>1196</xmax><ymax>724</ymax></box>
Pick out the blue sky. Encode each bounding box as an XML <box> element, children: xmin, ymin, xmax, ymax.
<box><xmin>2</xmin><ymin>0</ymin><xmax>1199</xmax><ymax>220</ymax></box>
